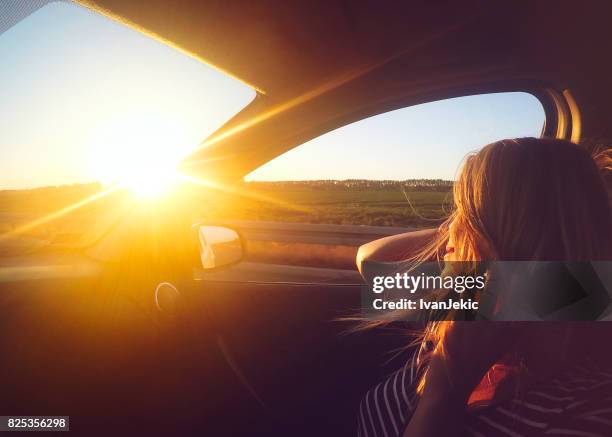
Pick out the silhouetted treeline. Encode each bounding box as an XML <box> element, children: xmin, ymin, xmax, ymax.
<box><xmin>243</xmin><ymin>179</ymin><xmax>453</xmax><ymax>191</ymax></box>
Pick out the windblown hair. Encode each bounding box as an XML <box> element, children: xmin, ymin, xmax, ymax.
<box><xmin>399</xmin><ymin>138</ymin><xmax>612</xmax><ymax>393</ymax></box>
<box><xmin>416</xmin><ymin>137</ymin><xmax>611</xmax><ymax>263</ymax></box>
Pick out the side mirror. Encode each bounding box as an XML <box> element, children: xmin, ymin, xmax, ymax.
<box><xmin>197</xmin><ymin>225</ymin><xmax>244</xmax><ymax>271</ymax></box>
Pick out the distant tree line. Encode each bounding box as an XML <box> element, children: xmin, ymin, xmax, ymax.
<box><xmin>243</xmin><ymin>179</ymin><xmax>453</xmax><ymax>191</ymax></box>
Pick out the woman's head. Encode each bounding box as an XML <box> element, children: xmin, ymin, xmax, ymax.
<box><xmin>413</xmin><ymin>139</ymin><xmax>611</xmax><ymax>393</ymax></box>
<box><xmin>443</xmin><ymin>138</ymin><xmax>611</xmax><ymax>262</ymax></box>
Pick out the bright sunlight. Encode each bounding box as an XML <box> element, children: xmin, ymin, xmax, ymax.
<box><xmin>87</xmin><ymin>112</ymin><xmax>193</xmax><ymax>199</ymax></box>
<box><xmin>0</xmin><ymin>1</ymin><xmax>255</xmax><ymax>191</ymax></box>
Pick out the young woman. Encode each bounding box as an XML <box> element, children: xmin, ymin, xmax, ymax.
<box><xmin>356</xmin><ymin>138</ymin><xmax>612</xmax><ymax>437</ymax></box>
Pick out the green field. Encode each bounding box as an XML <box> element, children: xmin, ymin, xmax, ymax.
<box><xmin>0</xmin><ymin>180</ymin><xmax>454</xmax><ymax>252</ymax></box>
<box><xmin>199</xmin><ymin>182</ymin><xmax>454</xmax><ymax>228</ymax></box>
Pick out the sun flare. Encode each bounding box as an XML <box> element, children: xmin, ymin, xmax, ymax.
<box><xmin>88</xmin><ymin>113</ymin><xmax>193</xmax><ymax>199</ymax></box>
<box><xmin>121</xmin><ymin>165</ymin><xmax>178</xmax><ymax>199</ymax></box>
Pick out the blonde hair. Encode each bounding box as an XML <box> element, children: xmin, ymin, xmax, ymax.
<box><xmin>398</xmin><ymin>137</ymin><xmax>612</xmax><ymax>392</ymax></box>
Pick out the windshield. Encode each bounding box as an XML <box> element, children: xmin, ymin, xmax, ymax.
<box><xmin>0</xmin><ymin>1</ymin><xmax>255</xmax><ymax>251</ymax></box>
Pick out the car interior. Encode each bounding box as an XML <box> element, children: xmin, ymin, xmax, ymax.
<box><xmin>0</xmin><ymin>1</ymin><xmax>611</xmax><ymax>435</ymax></box>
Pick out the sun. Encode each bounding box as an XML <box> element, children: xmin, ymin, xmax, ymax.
<box><xmin>88</xmin><ymin>112</ymin><xmax>193</xmax><ymax>199</ymax></box>
<box><xmin>120</xmin><ymin>163</ymin><xmax>178</xmax><ymax>199</ymax></box>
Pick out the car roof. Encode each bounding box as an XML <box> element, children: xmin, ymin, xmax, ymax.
<box><xmin>79</xmin><ymin>0</ymin><xmax>612</xmax><ymax>180</ymax></box>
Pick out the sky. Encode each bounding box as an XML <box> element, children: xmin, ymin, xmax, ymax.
<box><xmin>246</xmin><ymin>93</ymin><xmax>545</xmax><ymax>181</ymax></box>
<box><xmin>0</xmin><ymin>1</ymin><xmax>545</xmax><ymax>189</ymax></box>
<box><xmin>0</xmin><ymin>1</ymin><xmax>255</xmax><ymax>189</ymax></box>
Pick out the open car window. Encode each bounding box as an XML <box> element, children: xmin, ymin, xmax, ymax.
<box><xmin>0</xmin><ymin>1</ymin><xmax>255</xmax><ymax>252</ymax></box>
<box><xmin>198</xmin><ymin>92</ymin><xmax>545</xmax><ymax>283</ymax></box>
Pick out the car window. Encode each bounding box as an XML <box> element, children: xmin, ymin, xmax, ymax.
<box><xmin>0</xmin><ymin>2</ymin><xmax>255</xmax><ymax>251</ymax></box>
<box><xmin>199</xmin><ymin>93</ymin><xmax>545</xmax><ymax>283</ymax></box>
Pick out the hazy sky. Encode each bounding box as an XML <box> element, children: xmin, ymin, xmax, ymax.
<box><xmin>0</xmin><ymin>2</ymin><xmax>545</xmax><ymax>189</ymax></box>
<box><xmin>0</xmin><ymin>1</ymin><xmax>255</xmax><ymax>189</ymax></box>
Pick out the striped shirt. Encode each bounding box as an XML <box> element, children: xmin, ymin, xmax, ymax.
<box><xmin>358</xmin><ymin>360</ymin><xmax>612</xmax><ymax>437</ymax></box>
